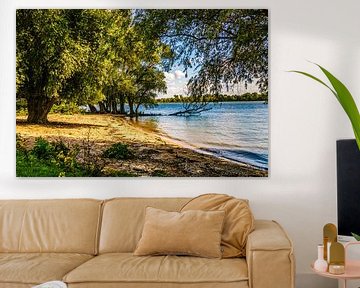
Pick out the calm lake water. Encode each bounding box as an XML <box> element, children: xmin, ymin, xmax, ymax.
<box><xmin>136</xmin><ymin>101</ymin><xmax>269</xmax><ymax>169</ymax></box>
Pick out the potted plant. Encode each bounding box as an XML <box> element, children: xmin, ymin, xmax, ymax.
<box><xmin>291</xmin><ymin>64</ymin><xmax>360</xmax><ymax>241</ymax></box>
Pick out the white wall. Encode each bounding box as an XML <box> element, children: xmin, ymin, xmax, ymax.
<box><xmin>1</xmin><ymin>0</ymin><xmax>360</xmax><ymax>287</ymax></box>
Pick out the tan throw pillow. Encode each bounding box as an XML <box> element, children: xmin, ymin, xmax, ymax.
<box><xmin>181</xmin><ymin>193</ymin><xmax>254</xmax><ymax>258</ymax></box>
<box><xmin>134</xmin><ymin>207</ymin><xmax>225</xmax><ymax>258</ymax></box>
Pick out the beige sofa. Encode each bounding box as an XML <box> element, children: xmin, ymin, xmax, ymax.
<box><xmin>0</xmin><ymin>198</ymin><xmax>295</xmax><ymax>288</ymax></box>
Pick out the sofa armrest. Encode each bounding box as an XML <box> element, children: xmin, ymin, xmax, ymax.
<box><xmin>246</xmin><ymin>220</ymin><xmax>295</xmax><ymax>288</ymax></box>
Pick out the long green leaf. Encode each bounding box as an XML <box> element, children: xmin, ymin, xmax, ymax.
<box><xmin>316</xmin><ymin>65</ymin><xmax>360</xmax><ymax>150</ymax></box>
<box><xmin>289</xmin><ymin>70</ymin><xmax>337</xmax><ymax>98</ymax></box>
<box><xmin>317</xmin><ymin>65</ymin><xmax>357</xmax><ymax>117</ymax></box>
<box><xmin>290</xmin><ymin>64</ymin><xmax>360</xmax><ymax>150</ymax></box>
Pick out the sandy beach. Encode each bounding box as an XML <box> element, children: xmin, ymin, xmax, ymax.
<box><xmin>16</xmin><ymin>114</ymin><xmax>268</xmax><ymax>177</ymax></box>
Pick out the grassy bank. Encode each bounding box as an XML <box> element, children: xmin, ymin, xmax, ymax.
<box><xmin>16</xmin><ymin>114</ymin><xmax>267</xmax><ymax>177</ymax></box>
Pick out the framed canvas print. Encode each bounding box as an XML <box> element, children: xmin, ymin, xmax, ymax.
<box><xmin>16</xmin><ymin>9</ymin><xmax>269</xmax><ymax>177</ymax></box>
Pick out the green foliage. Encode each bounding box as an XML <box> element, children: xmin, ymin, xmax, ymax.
<box><xmin>151</xmin><ymin>169</ymin><xmax>168</xmax><ymax>177</ymax></box>
<box><xmin>16</xmin><ymin>98</ymin><xmax>28</xmax><ymax>116</ymax></box>
<box><xmin>16</xmin><ymin>137</ymin><xmax>76</xmax><ymax>177</ymax></box>
<box><xmin>17</xmin><ymin>99</ymin><xmax>85</xmax><ymax>116</ymax></box>
<box><xmin>32</xmin><ymin>138</ymin><xmax>55</xmax><ymax>160</ymax></box>
<box><xmin>16</xmin><ymin>98</ymin><xmax>27</xmax><ymax>111</ymax></box>
<box><xmin>17</xmin><ymin>9</ymin><xmax>171</xmax><ymax>120</ymax></box>
<box><xmin>16</xmin><ymin>9</ymin><xmax>132</xmax><ymax>122</ymax></box>
<box><xmin>16</xmin><ymin>134</ymin><xmax>26</xmax><ymax>151</ymax></box>
<box><xmin>16</xmin><ymin>149</ymin><xmax>64</xmax><ymax>177</ymax></box>
<box><xmin>352</xmin><ymin>232</ymin><xmax>360</xmax><ymax>241</ymax></box>
<box><xmin>103</xmin><ymin>143</ymin><xmax>134</xmax><ymax>160</ymax></box>
<box><xmin>291</xmin><ymin>63</ymin><xmax>360</xmax><ymax>150</ymax></box>
<box><xmin>16</xmin><ymin>136</ymin><xmax>141</xmax><ymax>177</ymax></box>
<box><xmin>16</xmin><ymin>136</ymin><xmax>106</xmax><ymax>177</ymax></box>
<box><xmin>100</xmin><ymin>20</ymin><xmax>170</xmax><ymax>116</ymax></box>
<box><xmin>50</xmin><ymin>102</ymin><xmax>85</xmax><ymax>115</ymax></box>
<box><xmin>24</xmin><ymin>138</ymin><xmax>86</xmax><ymax>176</ymax></box>
<box><xmin>136</xmin><ymin>9</ymin><xmax>268</xmax><ymax>96</ymax></box>
<box><xmin>53</xmin><ymin>140</ymin><xmax>69</xmax><ymax>154</ymax></box>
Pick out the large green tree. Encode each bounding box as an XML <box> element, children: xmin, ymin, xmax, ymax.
<box><xmin>16</xmin><ymin>9</ymin><xmax>131</xmax><ymax>123</ymax></box>
<box><xmin>136</xmin><ymin>9</ymin><xmax>268</xmax><ymax>98</ymax></box>
<box><xmin>97</xmin><ymin>22</ymin><xmax>171</xmax><ymax>117</ymax></box>
<box><xmin>133</xmin><ymin>66</ymin><xmax>167</xmax><ymax>116</ymax></box>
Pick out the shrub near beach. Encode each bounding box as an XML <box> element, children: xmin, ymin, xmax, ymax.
<box><xmin>16</xmin><ymin>136</ymin><xmax>104</xmax><ymax>177</ymax></box>
<box><xmin>103</xmin><ymin>143</ymin><xmax>134</xmax><ymax>160</ymax></box>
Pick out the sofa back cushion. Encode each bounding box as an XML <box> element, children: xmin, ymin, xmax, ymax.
<box><xmin>181</xmin><ymin>194</ymin><xmax>254</xmax><ymax>258</ymax></box>
<box><xmin>133</xmin><ymin>207</ymin><xmax>225</xmax><ymax>258</ymax></box>
<box><xmin>0</xmin><ymin>199</ymin><xmax>102</xmax><ymax>254</ymax></box>
<box><xmin>99</xmin><ymin>198</ymin><xmax>189</xmax><ymax>253</ymax></box>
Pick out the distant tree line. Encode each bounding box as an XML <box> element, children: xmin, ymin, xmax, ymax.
<box><xmin>156</xmin><ymin>93</ymin><xmax>268</xmax><ymax>103</ymax></box>
<box><xmin>16</xmin><ymin>9</ymin><xmax>268</xmax><ymax>123</ymax></box>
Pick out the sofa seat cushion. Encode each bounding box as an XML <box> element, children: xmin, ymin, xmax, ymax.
<box><xmin>0</xmin><ymin>253</ymin><xmax>93</xmax><ymax>285</ymax></box>
<box><xmin>64</xmin><ymin>253</ymin><xmax>248</xmax><ymax>286</ymax></box>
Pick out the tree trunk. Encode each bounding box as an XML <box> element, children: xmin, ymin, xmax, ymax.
<box><xmin>135</xmin><ymin>103</ymin><xmax>141</xmax><ymax>117</ymax></box>
<box><xmin>27</xmin><ymin>95</ymin><xmax>56</xmax><ymax>124</ymax></box>
<box><xmin>127</xmin><ymin>96</ymin><xmax>135</xmax><ymax>117</ymax></box>
<box><xmin>111</xmin><ymin>101</ymin><xmax>117</xmax><ymax>114</ymax></box>
<box><xmin>104</xmin><ymin>101</ymin><xmax>110</xmax><ymax>112</ymax></box>
<box><xmin>98</xmin><ymin>102</ymin><xmax>108</xmax><ymax>114</ymax></box>
<box><xmin>88</xmin><ymin>104</ymin><xmax>98</xmax><ymax>113</ymax></box>
<box><xmin>119</xmin><ymin>102</ymin><xmax>125</xmax><ymax>114</ymax></box>
<box><xmin>119</xmin><ymin>94</ymin><xmax>125</xmax><ymax>114</ymax></box>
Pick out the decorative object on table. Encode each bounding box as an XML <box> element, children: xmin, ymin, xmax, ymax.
<box><xmin>312</xmin><ymin>237</ymin><xmax>360</xmax><ymax>288</ymax></box>
<box><xmin>322</xmin><ymin>223</ymin><xmax>345</xmax><ymax>274</ymax></box>
<box><xmin>32</xmin><ymin>281</ymin><xmax>67</xmax><ymax>288</ymax></box>
<box><xmin>314</xmin><ymin>244</ymin><xmax>328</xmax><ymax>272</ymax></box>
<box><xmin>329</xmin><ymin>242</ymin><xmax>345</xmax><ymax>275</ymax></box>
<box><xmin>328</xmin><ymin>264</ymin><xmax>345</xmax><ymax>275</ymax></box>
<box><xmin>323</xmin><ymin>223</ymin><xmax>337</xmax><ymax>262</ymax></box>
<box><xmin>290</xmin><ymin>63</ymin><xmax>360</xmax><ymax>149</ymax></box>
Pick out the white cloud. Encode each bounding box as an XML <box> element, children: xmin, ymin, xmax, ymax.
<box><xmin>160</xmin><ymin>70</ymin><xmax>188</xmax><ymax>97</ymax></box>
<box><xmin>174</xmin><ymin>70</ymin><xmax>186</xmax><ymax>79</ymax></box>
<box><xmin>164</xmin><ymin>72</ymin><xmax>175</xmax><ymax>81</ymax></box>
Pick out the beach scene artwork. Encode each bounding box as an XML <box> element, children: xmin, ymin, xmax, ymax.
<box><xmin>16</xmin><ymin>9</ymin><xmax>269</xmax><ymax>177</ymax></box>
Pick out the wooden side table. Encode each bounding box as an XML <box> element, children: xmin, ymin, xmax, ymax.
<box><xmin>311</xmin><ymin>242</ymin><xmax>360</xmax><ymax>288</ymax></box>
